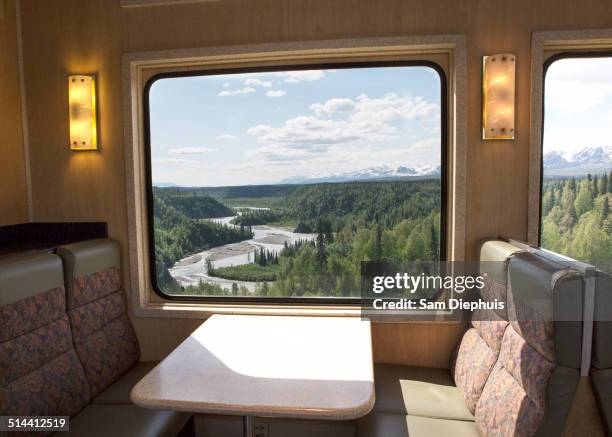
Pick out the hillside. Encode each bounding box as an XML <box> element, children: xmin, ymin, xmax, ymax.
<box><xmin>281</xmin><ymin>179</ymin><xmax>441</xmax><ymax>230</ymax></box>
<box><xmin>151</xmin><ymin>190</ymin><xmax>253</xmax><ymax>291</ymax></box>
<box><xmin>153</xmin><ymin>188</ymin><xmax>233</xmax><ymax>218</ymax></box>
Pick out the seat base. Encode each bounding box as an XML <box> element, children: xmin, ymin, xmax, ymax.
<box><xmin>357</xmin><ymin>412</ymin><xmax>480</xmax><ymax>437</ymax></box>
<box><xmin>373</xmin><ymin>364</ymin><xmax>474</xmax><ymax>421</ymax></box>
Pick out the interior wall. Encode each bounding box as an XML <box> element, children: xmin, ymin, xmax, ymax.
<box><xmin>18</xmin><ymin>0</ymin><xmax>612</xmax><ymax>360</ymax></box>
<box><xmin>0</xmin><ymin>0</ymin><xmax>28</xmax><ymax>225</ymax></box>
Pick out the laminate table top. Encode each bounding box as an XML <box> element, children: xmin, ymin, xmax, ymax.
<box><xmin>131</xmin><ymin>314</ymin><xmax>375</xmax><ymax>421</ymax></box>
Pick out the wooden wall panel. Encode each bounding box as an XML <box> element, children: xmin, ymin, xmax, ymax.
<box><xmin>372</xmin><ymin>322</ymin><xmax>465</xmax><ymax>369</ymax></box>
<box><xmin>133</xmin><ymin>317</ymin><xmax>203</xmax><ymax>361</ymax></box>
<box><xmin>18</xmin><ymin>0</ymin><xmax>612</xmax><ymax>360</ymax></box>
<box><xmin>0</xmin><ymin>0</ymin><xmax>27</xmax><ymax>225</ymax></box>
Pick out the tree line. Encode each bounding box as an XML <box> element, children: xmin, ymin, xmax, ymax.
<box><xmin>541</xmin><ymin>171</ymin><xmax>612</xmax><ymax>272</ymax></box>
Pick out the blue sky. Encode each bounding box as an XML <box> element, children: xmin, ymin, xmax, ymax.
<box><xmin>543</xmin><ymin>57</ymin><xmax>612</xmax><ymax>156</ymax></box>
<box><xmin>149</xmin><ymin>66</ymin><xmax>441</xmax><ymax>187</ymax></box>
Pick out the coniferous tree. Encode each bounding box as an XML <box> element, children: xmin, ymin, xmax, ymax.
<box><xmin>316</xmin><ymin>235</ymin><xmax>327</xmax><ymax>266</ymax></box>
<box><xmin>602</xmin><ymin>197</ymin><xmax>610</xmax><ymax>222</ymax></box>
<box><xmin>574</xmin><ymin>180</ymin><xmax>593</xmax><ymax>217</ymax></box>
<box><xmin>373</xmin><ymin>224</ymin><xmax>382</xmax><ymax>261</ymax></box>
<box><xmin>429</xmin><ymin>221</ymin><xmax>439</xmax><ymax>260</ymax></box>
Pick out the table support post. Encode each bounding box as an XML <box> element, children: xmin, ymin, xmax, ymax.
<box><xmin>243</xmin><ymin>415</ymin><xmax>255</xmax><ymax>437</ymax></box>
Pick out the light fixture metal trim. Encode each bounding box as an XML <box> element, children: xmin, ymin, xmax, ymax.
<box><xmin>68</xmin><ymin>74</ymin><xmax>98</xmax><ymax>151</ymax></box>
<box><xmin>482</xmin><ymin>54</ymin><xmax>516</xmax><ymax>140</ymax></box>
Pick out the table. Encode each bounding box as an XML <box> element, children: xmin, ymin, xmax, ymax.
<box><xmin>131</xmin><ymin>314</ymin><xmax>375</xmax><ymax>437</ymax></box>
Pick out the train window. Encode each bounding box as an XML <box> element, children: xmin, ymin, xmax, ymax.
<box><xmin>541</xmin><ymin>55</ymin><xmax>612</xmax><ymax>272</ymax></box>
<box><xmin>145</xmin><ymin>63</ymin><xmax>447</xmax><ymax>300</ymax></box>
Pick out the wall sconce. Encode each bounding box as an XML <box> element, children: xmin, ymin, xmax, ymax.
<box><xmin>482</xmin><ymin>54</ymin><xmax>515</xmax><ymax>140</ymax></box>
<box><xmin>68</xmin><ymin>75</ymin><xmax>98</xmax><ymax>150</ymax></box>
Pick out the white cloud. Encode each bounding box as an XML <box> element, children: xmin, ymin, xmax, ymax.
<box><xmin>222</xmin><ymin>82</ymin><xmax>231</xmax><ymax>88</ymax></box>
<box><xmin>216</xmin><ymin>134</ymin><xmax>237</xmax><ymax>140</ymax></box>
<box><xmin>168</xmin><ymin>147</ymin><xmax>218</xmax><ymax>155</ymax></box>
<box><xmin>543</xmin><ymin>57</ymin><xmax>612</xmax><ymax>154</ymax></box>
<box><xmin>310</xmin><ymin>98</ymin><xmax>356</xmax><ymax>117</ymax></box>
<box><xmin>350</xmin><ymin>93</ymin><xmax>439</xmax><ymax>123</ymax></box>
<box><xmin>277</xmin><ymin>70</ymin><xmax>326</xmax><ymax>83</ymax></box>
<box><xmin>246</xmin><ymin>93</ymin><xmax>439</xmax><ymax>163</ymax></box>
<box><xmin>545</xmin><ymin>58</ymin><xmax>612</xmax><ymax>115</ymax></box>
<box><xmin>266</xmin><ymin>90</ymin><xmax>286</xmax><ymax>98</ymax></box>
<box><xmin>153</xmin><ymin>158</ymin><xmax>199</xmax><ymax>165</ymax></box>
<box><xmin>245</xmin><ymin>78</ymin><xmax>272</xmax><ymax>88</ymax></box>
<box><xmin>217</xmin><ymin>86</ymin><xmax>256</xmax><ymax>97</ymax></box>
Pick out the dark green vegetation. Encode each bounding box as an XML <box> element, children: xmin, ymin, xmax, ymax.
<box><xmin>282</xmin><ymin>181</ymin><xmax>440</xmax><ymax>232</ymax></box>
<box><xmin>231</xmin><ymin>210</ymin><xmax>282</xmax><ymax>227</ymax></box>
<box><xmin>154</xmin><ymin>188</ymin><xmax>233</xmax><ymax>218</ymax></box>
<box><xmin>207</xmin><ymin>264</ymin><xmax>280</xmax><ymax>282</ymax></box>
<box><xmin>541</xmin><ymin>171</ymin><xmax>612</xmax><ymax>272</ymax></box>
<box><xmin>206</xmin><ymin>247</ymin><xmax>280</xmax><ymax>282</ymax></box>
<box><xmin>152</xmin><ymin>188</ymin><xmax>252</xmax><ymax>292</ymax></box>
<box><xmin>152</xmin><ymin>179</ymin><xmax>442</xmax><ymax>297</ymax></box>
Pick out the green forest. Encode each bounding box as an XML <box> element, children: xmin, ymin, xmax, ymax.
<box><xmin>152</xmin><ymin>179</ymin><xmax>442</xmax><ymax>298</ymax></box>
<box><xmin>540</xmin><ymin>170</ymin><xmax>612</xmax><ymax>272</ymax></box>
<box><xmin>152</xmin><ymin>188</ymin><xmax>253</xmax><ymax>292</ymax></box>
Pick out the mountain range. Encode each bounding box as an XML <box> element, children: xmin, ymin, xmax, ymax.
<box><xmin>279</xmin><ymin>164</ymin><xmax>441</xmax><ymax>184</ymax></box>
<box><xmin>543</xmin><ymin>146</ymin><xmax>612</xmax><ymax>176</ymax></box>
<box><xmin>154</xmin><ymin>146</ymin><xmax>611</xmax><ymax>187</ymax></box>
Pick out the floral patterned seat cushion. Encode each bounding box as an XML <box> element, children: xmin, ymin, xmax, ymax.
<box><xmin>0</xmin><ymin>286</ymin><xmax>91</xmax><ymax>421</ymax></box>
<box><xmin>475</xmin><ymin>326</ymin><xmax>555</xmax><ymax>436</ymax></box>
<box><xmin>65</xmin><ymin>266</ymin><xmax>140</xmax><ymax>397</ymax></box>
<box><xmin>69</xmin><ymin>265</ymin><xmax>121</xmax><ymax>309</ymax></box>
<box><xmin>451</xmin><ymin>316</ymin><xmax>509</xmax><ymax>413</ymax></box>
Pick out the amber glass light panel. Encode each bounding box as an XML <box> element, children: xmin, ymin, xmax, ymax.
<box><xmin>482</xmin><ymin>54</ymin><xmax>515</xmax><ymax>140</ymax></box>
<box><xmin>68</xmin><ymin>75</ymin><xmax>98</xmax><ymax>150</ymax></box>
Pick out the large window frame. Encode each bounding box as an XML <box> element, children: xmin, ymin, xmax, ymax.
<box><xmin>528</xmin><ymin>28</ymin><xmax>612</xmax><ymax>246</ymax></box>
<box><xmin>537</xmin><ymin>50</ymin><xmax>612</xmax><ymax>247</ymax></box>
<box><xmin>143</xmin><ymin>60</ymin><xmax>449</xmax><ymax>303</ymax></box>
<box><xmin>122</xmin><ymin>36</ymin><xmax>467</xmax><ymax>318</ymax></box>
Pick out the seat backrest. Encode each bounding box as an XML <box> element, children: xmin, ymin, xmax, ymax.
<box><xmin>590</xmin><ymin>271</ymin><xmax>612</xmax><ymax>434</ymax></box>
<box><xmin>475</xmin><ymin>251</ymin><xmax>583</xmax><ymax>436</ymax></box>
<box><xmin>450</xmin><ymin>239</ymin><xmax>521</xmax><ymax>412</ymax></box>
<box><xmin>57</xmin><ymin>239</ymin><xmax>140</xmax><ymax>397</ymax></box>
<box><xmin>0</xmin><ymin>252</ymin><xmax>90</xmax><ymax>418</ymax></box>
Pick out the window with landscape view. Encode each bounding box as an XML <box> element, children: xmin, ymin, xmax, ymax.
<box><xmin>541</xmin><ymin>55</ymin><xmax>612</xmax><ymax>272</ymax></box>
<box><xmin>146</xmin><ymin>63</ymin><xmax>445</xmax><ymax>299</ymax></box>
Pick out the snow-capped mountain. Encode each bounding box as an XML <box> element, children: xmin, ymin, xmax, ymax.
<box><xmin>543</xmin><ymin>146</ymin><xmax>612</xmax><ymax>175</ymax></box>
<box><xmin>279</xmin><ymin>164</ymin><xmax>441</xmax><ymax>184</ymax></box>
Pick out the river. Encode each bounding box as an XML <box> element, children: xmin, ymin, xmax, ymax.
<box><xmin>168</xmin><ymin>214</ymin><xmax>316</xmax><ymax>292</ymax></box>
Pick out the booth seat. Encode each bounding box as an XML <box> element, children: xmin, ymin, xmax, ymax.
<box><xmin>358</xmin><ymin>240</ymin><xmax>584</xmax><ymax>437</ymax></box>
<box><xmin>0</xmin><ymin>240</ymin><xmax>190</xmax><ymax>437</ymax></box>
